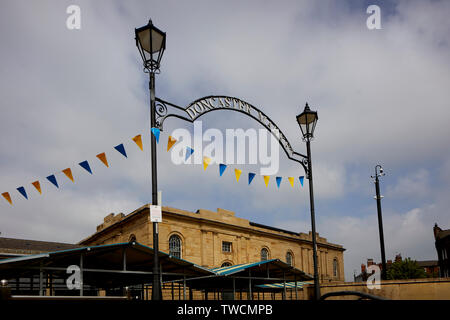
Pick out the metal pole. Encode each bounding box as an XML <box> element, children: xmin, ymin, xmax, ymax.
<box><xmin>183</xmin><ymin>273</ymin><xmax>186</xmax><ymax>300</ymax></box>
<box><xmin>248</xmin><ymin>269</ymin><xmax>252</xmax><ymax>300</ymax></box>
<box><xmin>80</xmin><ymin>253</ymin><xmax>84</xmax><ymax>297</ymax></box>
<box><xmin>295</xmin><ymin>275</ymin><xmax>298</xmax><ymax>300</ymax></box>
<box><xmin>375</xmin><ymin>173</ymin><xmax>387</xmax><ymax>280</ymax></box>
<box><xmin>306</xmin><ymin>139</ymin><xmax>320</xmax><ymax>300</ymax></box>
<box><xmin>150</xmin><ymin>71</ymin><xmax>161</xmax><ymax>300</ymax></box>
<box><xmin>39</xmin><ymin>264</ymin><xmax>43</xmax><ymax>296</ymax></box>
<box><xmin>233</xmin><ymin>277</ymin><xmax>236</xmax><ymax>300</ymax></box>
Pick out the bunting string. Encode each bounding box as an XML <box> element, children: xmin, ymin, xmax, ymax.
<box><xmin>1</xmin><ymin>128</ymin><xmax>305</xmax><ymax>206</ymax></box>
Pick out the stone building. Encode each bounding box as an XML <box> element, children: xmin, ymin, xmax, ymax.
<box><xmin>434</xmin><ymin>223</ymin><xmax>450</xmax><ymax>277</ymax></box>
<box><xmin>79</xmin><ymin>205</ymin><xmax>345</xmax><ymax>283</ymax></box>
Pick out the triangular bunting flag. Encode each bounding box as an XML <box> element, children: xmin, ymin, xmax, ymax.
<box><xmin>288</xmin><ymin>177</ymin><xmax>295</xmax><ymax>187</ymax></box>
<box><xmin>219</xmin><ymin>164</ymin><xmax>227</xmax><ymax>176</ymax></box>
<box><xmin>151</xmin><ymin>127</ymin><xmax>160</xmax><ymax>143</ymax></box>
<box><xmin>79</xmin><ymin>160</ymin><xmax>93</xmax><ymax>174</ymax></box>
<box><xmin>96</xmin><ymin>152</ymin><xmax>109</xmax><ymax>167</ymax></box>
<box><xmin>203</xmin><ymin>156</ymin><xmax>212</xmax><ymax>170</ymax></box>
<box><xmin>1</xmin><ymin>192</ymin><xmax>12</xmax><ymax>205</ymax></box>
<box><xmin>62</xmin><ymin>168</ymin><xmax>74</xmax><ymax>182</ymax></box>
<box><xmin>167</xmin><ymin>136</ymin><xmax>177</xmax><ymax>151</ymax></box>
<box><xmin>114</xmin><ymin>144</ymin><xmax>127</xmax><ymax>158</ymax></box>
<box><xmin>32</xmin><ymin>181</ymin><xmax>42</xmax><ymax>194</ymax></box>
<box><xmin>235</xmin><ymin>169</ymin><xmax>242</xmax><ymax>182</ymax></box>
<box><xmin>46</xmin><ymin>175</ymin><xmax>59</xmax><ymax>188</ymax></box>
<box><xmin>185</xmin><ymin>147</ymin><xmax>194</xmax><ymax>161</ymax></box>
<box><xmin>276</xmin><ymin>177</ymin><xmax>282</xmax><ymax>188</ymax></box>
<box><xmin>263</xmin><ymin>175</ymin><xmax>270</xmax><ymax>188</ymax></box>
<box><xmin>16</xmin><ymin>186</ymin><xmax>28</xmax><ymax>199</ymax></box>
<box><xmin>299</xmin><ymin>176</ymin><xmax>304</xmax><ymax>187</ymax></box>
<box><xmin>248</xmin><ymin>173</ymin><xmax>256</xmax><ymax>185</ymax></box>
<box><xmin>132</xmin><ymin>134</ymin><xmax>143</xmax><ymax>151</ymax></box>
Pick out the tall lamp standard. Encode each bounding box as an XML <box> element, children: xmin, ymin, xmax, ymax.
<box><xmin>135</xmin><ymin>20</ymin><xmax>166</xmax><ymax>300</ymax></box>
<box><xmin>371</xmin><ymin>165</ymin><xmax>387</xmax><ymax>280</ymax></box>
<box><xmin>296</xmin><ymin>103</ymin><xmax>320</xmax><ymax>300</ymax></box>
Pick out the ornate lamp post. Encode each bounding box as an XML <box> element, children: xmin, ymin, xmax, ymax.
<box><xmin>296</xmin><ymin>103</ymin><xmax>320</xmax><ymax>300</ymax></box>
<box><xmin>372</xmin><ymin>165</ymin><xmax>387</xmax><ymax>280</ymax></box>
<box><xmin>135</xmin><ymin>20</ymin><xmax>166</xmax><ymax>300</ymax></box>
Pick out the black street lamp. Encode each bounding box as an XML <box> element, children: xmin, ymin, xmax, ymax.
<box><xmin>296</xmin><ymin>103</ymin><xmax>320</xmax><ymax>300</ymax></box>
<box><xmin>371</xmin><ymin>165</ymin><xmax>387</xmax><ymax>280</ymax></box>
<box><xmin>135</xmin><ymin>19</ymin><xmax>166</xmax><ymax>300</ymax></box>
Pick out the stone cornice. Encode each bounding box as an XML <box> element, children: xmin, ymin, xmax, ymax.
<box><xmin>79</xmin><ymin>205</ymin><xmax>345</xmax><ymax>252</ymax></box>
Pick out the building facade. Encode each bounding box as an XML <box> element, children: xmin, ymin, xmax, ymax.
<box><xmin>79</xmin><ymin>205</ymin><xmax>346</xmax><ymax>282</ymax></box>
<box><xmin>434</xmin><ymin>223</ymin><xmax>450</xmax><ymax>277</ymax></box>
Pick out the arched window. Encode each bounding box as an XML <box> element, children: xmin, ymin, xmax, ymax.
<box><xmin>333</xmin><ymin>258</ymin><xmax>338</xmax><ymax>277</ymax></box>
<box><xmin>286</xmin><ymin>251</ymin><xmax>293</xmax><ymax>266</ymax></box>
<box><xmin>128</xmin><ymin>234</ymin><xmax>136</xmax><ymax>243</ymax></box>
<box><xmin>169</xmin><ymin>234</ymin><xmax>182</xmax><ymax>259</ymax></box>
<box><xmin>261</xmin><ymin>248</ymin><xmax>269</xmax><ymax>261</ymax></box>
<box><xmin>221</xmin><ymin>262</ymin><xmax>232</xmax><ymax>267</ymax></box>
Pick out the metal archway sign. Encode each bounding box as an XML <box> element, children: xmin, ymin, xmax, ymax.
<box><xmin>155</xmin><ymin>95</ymin><xmax>309</xmax><ymax>175</ymax></box>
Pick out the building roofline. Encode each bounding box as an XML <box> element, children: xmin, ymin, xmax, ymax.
<box><xmin>78</xmin><ymin>204</ymin><xmax>345</xmax><ymax>251</ymax></box>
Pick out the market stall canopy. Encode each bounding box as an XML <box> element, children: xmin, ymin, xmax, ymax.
<box><xmin>0</xmin><ymin>241</ymin><xmax>213</xmax><ymax>287</ymax></box>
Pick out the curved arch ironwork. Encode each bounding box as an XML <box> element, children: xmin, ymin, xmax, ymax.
<box><xmin>155</xmin><ymin>95</ymin><xmax>309</xmax><ymax>175</ymax></box>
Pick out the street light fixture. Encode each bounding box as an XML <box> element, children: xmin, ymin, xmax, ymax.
<box><xmin>135</xmin><ymin>19</ymin><xmax>166</xmax><ymax>300</ymax></box>
<box><xmin>371</xmin><ymin>164</ymin><xmax>387</xmax><ymax>280</ymax></box>
<box><xmin>296</xmin><ymin>103</ymin><xmax>320</xmax><ymax>300</ymax></box>
<box><xmin>296</xmin><ymin>103</ymin><xmax>318</xmax><ymax>141</ymax></box>
<box><xmin>135</xmin><ymin>20</ymin><xmax>166</xmax><ymax>72</ymax></box>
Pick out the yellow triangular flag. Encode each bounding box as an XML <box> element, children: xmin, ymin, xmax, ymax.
<box><xmin>288</xmin><ymin>177</ymin><xmax>295</xmax><ymax>187</ymax></box>
<box><xmin>263</xmin><ymin>175</ymin><xmax>270</xmax><ymax>187</ymax></box>
<box><xmin>167</xmin><ymin>136</ymin><xmax>177</xmax><ymax>151</ymax></box>
<box><xmin>203</xmin><ymin>156</ymin><xmax>212</xmax><ymax>170</ymax></box>
<box><xmin>132</xmin><ymin>134</ymin><xmax>143</xmax><ymax>151</ymax></box>
<box><xmin>62</xmin><ymin>168</ymin><xmax>74</xmax><ymax>182</ymax></box>
<box><xmin>2</xmin><ymin>192</ymin><xmax>12</xmax><ymax>205</ymax></box>
<box><xmin>235</xmin><ymin>169</ymin><xmax>242</xmax><ymax>182</ymax></box>
<box><xmin>96</xmin><ymin>152</ymin><xmax>109</xmax><ymax>167</ymax></box>
<box><xmin>32</xmin><ymin>181</ymin><xmax>42</xmax><ymax>194</ymax></box>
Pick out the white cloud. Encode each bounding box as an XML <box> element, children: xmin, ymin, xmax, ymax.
<box><xmin>386</xmin><ymin>168</ymin><xmax>431</xmax><ymax>199</ymax></box>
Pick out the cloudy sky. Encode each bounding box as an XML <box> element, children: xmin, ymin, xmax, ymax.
<box><xmin>1</xmin><ymin>0</ymin><xmax>449</xmax><ymax>281</ymax></box>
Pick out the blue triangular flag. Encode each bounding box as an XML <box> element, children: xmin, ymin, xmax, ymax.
<box><xmin>17</xmin><ymin>186</ymin><xmax>28</xmax><ymax>199</ymax></box>
<box><xmin>219</xmin><ymin>164</ymin><xmax>227</xmax><ymax>176</ymax></box>
<box><xmin>276</xmin><ymin>177</ymin><xmax>282</xmax><ymax>188</ymax></box>
<box><xmin>248</xmin><ymin>173</ymin><xmax>256</xmax><ymax>185</ymax></box>
<box><xmin>299</xmin><ymin>176</ymin><xmax>304</xmax><ymax>187</ymax></box>
<box><xmin>79</xmin><ymin>160</ymin><xmax>93</xmax><ymax>174</ymax></box>
<box><xmin>46</xmin><ymin>175</ymin><xmax>59</xmax><ymax>188</ymax></box>
<box><xmin>185</xmin><ymin>146</ymin><xmax>194</xmax><ymax>161</ymax></box>
<box><xmin>114</xmin><ymin>143</ymin><xmax>127</xmax><ymax>158</ymax></box>
<box><xmin>151</xmin><ymin>127</ymin><xmax>160</xmax><ymax>143</ymax></box>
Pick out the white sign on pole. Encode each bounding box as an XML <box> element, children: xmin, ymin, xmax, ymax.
<box><xmin>150</xmin><ymin>205</ymin><xmax>162</xmax><ymax>223</ymax></box>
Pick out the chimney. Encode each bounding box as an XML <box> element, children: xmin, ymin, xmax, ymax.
<box><xmin>361</xmin><ymin>264</ymin><xmax>366</xmax><ymax>273</ymax></box>
<box><xmin>96</xmin><ymin>212</ymin><xmax>125</xmax><ymax>232</ymax></box>
<box><xmin>367</xmin><ymin>258</ymin><xmax>374</xmax><ymax>267</ymax></box>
